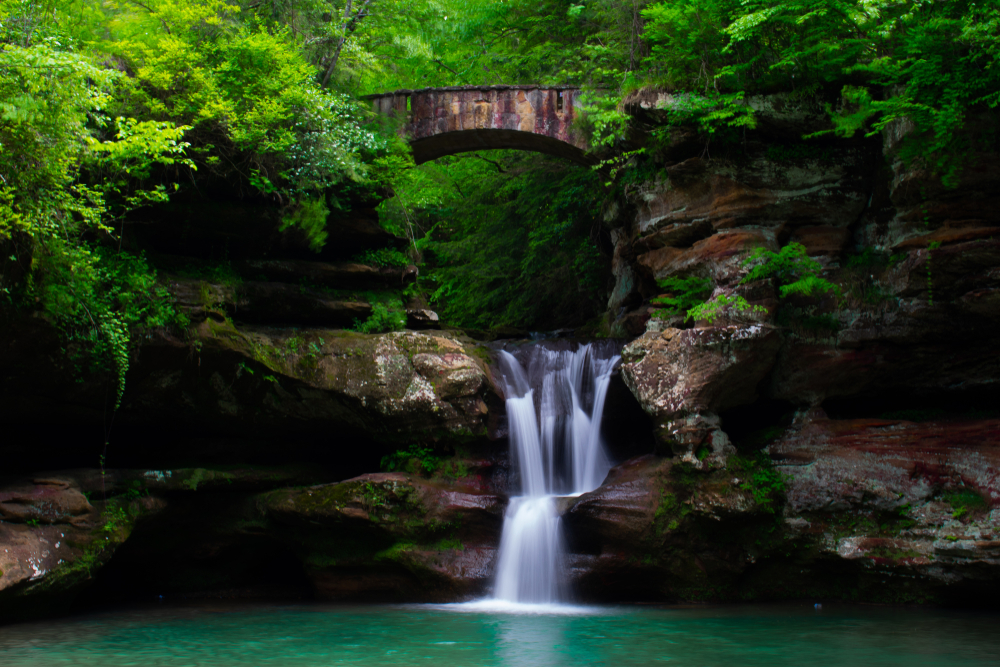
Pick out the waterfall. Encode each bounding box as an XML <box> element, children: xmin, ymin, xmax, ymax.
<box><xmin>491</xmin><ymin>343</ymin><xmax>620</xmax><ymax>604</ymax></box>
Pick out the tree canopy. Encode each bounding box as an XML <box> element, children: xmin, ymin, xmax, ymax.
<box><xmin>2</xmin><ymin>0</ymin><xmax>997</xmax><ymax>392</ymax></box>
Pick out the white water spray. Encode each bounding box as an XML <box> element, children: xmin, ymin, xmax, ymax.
<box><xmin>492</xmin><ymin>343</ymin><xmax>620</xmax><ymax>604</ymax></box>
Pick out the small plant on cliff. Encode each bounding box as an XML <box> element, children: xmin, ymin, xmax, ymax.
<box><xmin>381</xmin><ymin>445</ymin><xmax>441</xmax><ymax>476</ymax></box>
<box><xmin>359</xmin><ymin>482</ymin><xmax>391</xmax><ymax>513</ymax></box>
<box><xmin>687</xmin><ymin>293</ymin><xmax>766</xmax><ymax>325</ymax></box>
<box><xmin>354</xmin><ymin>248</ymin><xmax>410</xmax><ymax>268</ymax></box>
<box><xmin>101</xmin><ymin>504</ymin><xmax>130</xmax><ymax>533</ymax></box>
<box><xmin>651</xmin><ymin>276</ymin><xmax>714</xmax><ymax>320</ymax></box>
<box><xmin>279</xmin><ymin>199</ymin><xmax>329</xmax><ymax>253</ymax></box>
<box><xmin>32</xmin><ymin>245</ymin><xmax>184</xmax><ymax>408</ymax></box>
<box><xmin>729</xmin><ymin>453</ymin><xmax>789</xmax><ymax>513</ymax></box>
<box><xmin>943</xmin><ymin>489</ymin><xmax>986</xmax><ymax>520</ymax></box>
<box><xmin>741</xmin><ymin>243</ymin><xmax>842</xmax><ymax>300</ymax></box>
<box><xmin>352</xmin><ymin>299</ymin><xmax>406</xmax><ymax>333</ymax></box>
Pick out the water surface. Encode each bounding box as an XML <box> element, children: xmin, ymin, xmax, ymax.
<box><xmin>1</xmin><ymin>602</ymin><xmax>997</xmax><ymax>666</ymax></box>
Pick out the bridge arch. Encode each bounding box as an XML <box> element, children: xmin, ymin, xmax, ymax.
<box><xmin>366</xmin><ymin>86</ymin><xmax>592</xmax><ymax>165</ymax></box>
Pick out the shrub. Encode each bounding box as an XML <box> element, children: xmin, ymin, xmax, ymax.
<box><xmin>741</xmin><ymin>243</ymin><xmax>841</xmax><ymax>300</ymax></box>
<box><xmin>381</xmin><ymin>445</ymin><xmax>441</xmax><ymax>475</ymax></box>
<box><xmin>730</xmin><ymin>453</ymin><xmax>789</xmax><ymax>513</ymax></box>
<box><xmin>279</xmin><ymin>198</ymin><xmax>329</xmax><ymax>252</ymax></box>
<box><xmin>352</xmin><ymin>299</ymin><xmax>406</xmax><ymax>333</ymax></box>
<box><xmin>354</xmin><ymin>248</ymin><xmax>410</xmax><ymax>268</ymax></box>
<box><xmin>651</xmin><ymin>276</ymin><xmax>713</xmax><ymax>320</ymax></box>
<box><xmin>687</xmin><ymin>293</ymin><xmax>766</xmax><ymax>325</ymax></box>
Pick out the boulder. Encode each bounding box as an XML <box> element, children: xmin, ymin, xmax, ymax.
<box><xmin>0</xmin><ymin>475</ymin><xmax>163</xmax><ymax>623</ymax></box>
<box><xmin>125</xmin><ymin>327</ymin><xmax>493</xmax><ymax>443</ymax></box>
<box><xmin>559</xmin><ymin>414</ymin><xmax>1000</xmax><ymax>604</ymax></box>
<box><xmin>621</xmin><ymin>326</ymin><xmax>781</xmax><ymax>459</ymax></box>
<box><xmin>0</xmin><ymin>315</ymin><xmax>495</xmax><ymax>471</ymax></box>
<box><xmin>0</xmin><ymin>477</ymin><xmax>93</xmax><ymax>524</ymax></box>
<box><xmin>259</xmin><ymin>472</ymin><xmax>504</xmax><ymax>600</ymax></box>
<box><xmin>406</xmin><ymin>308</ymin><xmax>440</xmax><ymax>330</ymax></box>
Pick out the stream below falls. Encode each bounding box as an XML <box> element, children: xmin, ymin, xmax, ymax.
<box><xmin>2</xmin><ymin>602</ymin><xmax>998</xmax><ymax>666</ymax></box>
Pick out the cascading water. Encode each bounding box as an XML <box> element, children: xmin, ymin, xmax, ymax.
<box><xmin>491</xmin><ymin>343</ymin><xmax>620</xmax><ymax>604</ymax></box>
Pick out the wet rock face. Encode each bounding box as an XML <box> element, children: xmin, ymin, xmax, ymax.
<box><xmin>260</xmin><ymin>472</ymin><xmax>504</xmax><ymax>601</ymax></box>
<box><xmin>0</xmin><ymin>474</ymin><xmax>164</xmax><ymax>624</ymax></box>
<box><xmin>1</xmin><ymin>315</ymin><xmax>494</xmax><ymax>470</ymax></box>
<box><xmin>0</xmin><ymin>464</ymin><xmax>503</xmax><ymax>617</ymax></box>
<box><xmin>128</xmin><ymin>326</ymin><xmax>493</xmax><ymax>443</ymax></box>
<box><xmin>620</xmin><ymin>326</ymin><xmax>780</xmax><ymax>461</ymax></box>
<box><xmin>560</xmin><ymin>413</ymin><xmax>1000</xmax><ymax>604</ymax></box>
<box><xmin>0</xmin><ymin>478</ymin><xmax>93</xmax><ymax>524</ymax></box>
<box><xmin>768</xmin><ymin>414</ymin><xmax>1000</xmax><ymax>600</ymax></box>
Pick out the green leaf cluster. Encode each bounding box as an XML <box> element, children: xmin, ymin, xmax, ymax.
<box><xmin>687</xmin><ymin>293</ymin><xmax>767</xmax><ymax>325</ymax></box>
<box><xmin>651</xmin><ymin>276</ymin><xmax>713</xmax><ymax>320</ymax></box>
<box><xmin>352</xmin><ymin>299</ymin><xmax>406</xmax><ymax>333</ymax></box>
<box><xmin>640</xmin><ymin>0</ymin><xmax>1000</xmax><ymax>183</ymax></box>
<box><xmin>394</xmin><ymin>152</ymin><xmax>607</xmax><ymax>331</ymax></box>
<box><xmin>742</xmin><ymin>242</ymin><xmax>841</xmax><ymax>299</ymax></box>
<box><xmin>729</xmin><ymin>452</ymin><xmax>789</xmax><ymax>513</ymax></box>
<box><xmin>353</xmin><ymin>247</ymin><xmax>410</xmax><ymax>268</ymax></box>
<box><xmin>29</xmin><ymin>243</ymin><xmax>185</xmax><ymax>407</ymax></box>
<box><xmin>381</xmin><ymin>445</ymin><xmax>441</xmax><ymax>475</ymax></box>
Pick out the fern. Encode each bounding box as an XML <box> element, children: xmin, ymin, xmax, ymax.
<box><xmin>741</xmin><ymin>243</ymin><xmax>841</xmax><ymax>300</ymax></box>
<box><xmin>687</xmin><ymin>294</ymin><xmax>767</xmax><ymax>325</ymax></box>
<box><xmin>652</xmin><ymin>276</ymin><xmax>714</xmax><ymax>320</ymax></box>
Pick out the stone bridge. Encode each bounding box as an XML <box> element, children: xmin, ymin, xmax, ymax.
<box><xmin>366</xmin><ymin>86</ymin><xmax>591</xmax><ymax>164</ymax></box>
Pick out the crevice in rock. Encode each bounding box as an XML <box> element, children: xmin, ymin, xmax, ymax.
<box><xmin>821</xmin><ymin>385</ymin><xmax>1000</xmax><ymax>421</ymax></box>
<box><xmin>719</xmin><ymin>398</ymin><xmax>797</xmax><ymax>452</ymax></box>
<box><xmin>602</xmin><ymin>372</ymin><xmax>656</xmax><ymax>464</ymax></box>
<box><xmin>1</xmin><ymin>421</ymin><xmax>385</xmax><ymax>479</ymax></box>
<box><xmin>71</xmin><ymin>493</ymin><xmax>314</xmax><ymax>611</ymax></box>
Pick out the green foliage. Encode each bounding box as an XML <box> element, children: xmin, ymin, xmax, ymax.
<box><xmin>438</xmin><ymin>459</ymin><xmax>471</xmax><ymax>480</ymax></box>
<box><xmin>654</xmin><ymin>487</ymin><xmax>692</xmax><ymax>534</ymax></box>
<box><xmin>380</xmin><ymin>151</ymin><xmax>606</xmax><ymax>329</ymax></box>
<box><xmin>766</xmin><ymin>143</ymin><xmax>835</xmax><ymax>165</ymax></box>
<box><xmin>359</xmin><ymin>481</ymin><xmax>390</xmax><ymax>513</ymax></box>
<box><xmin>777</xmin><ymin>310</ymin><xmax>840</xmax><ymax>335</ymax></box>
<box><xmin>942</xmin><ymin>489</ymin><xmax>986</xmax><ymax>520</ymax></box>
<box><xmin>687</xmin><ymin>293</ymin><xmax>766</xmax><ymax>325</ymax></box>
<box><xmin>639</xmin><ymin>0</ymin><xmax>1000</xmax><ymax>185</ymax></box>
<box><xmin>729</xmin><ymin>453</ymin><xmax>788</xmax><ymax>513</ymax></box>
<box><xmin>381</xmin><ymin>445</ymin><xmax>442</xmax><ymax>476</ymax></box>
<box><xmin>433</xmin><ymin>537</ymin><xmax>464</xmax><ymax>551</ymax></box>
<box><xmin>352</xmin><ymin>299</ymin><xmax>406</xmax><ymax>333</ymax></box>
<box><xmin>651</xmin><ymin>276</ymin><xmax>713</xmax><ymax>320</ymax></box>
<box><xmin>101</xmin><ymin>504</ymin><xmax>130</xmax><ymax>533</ymax></box>
<box><xmin>742</xmin><ymin>242</ymin><xmax>841</xmax><ymax>300</ymax></box>
<box><xmin>279</xmin><ymin>198</ymin><xmax>329</xmax><ymax>252</ymax></box>
<box><xmin>354</xmin><ymin>248</ymin><xmax>410</xmax><ymax>268</ymax></box>
<box><xmin>402</xmin><ymin>152</ymin><xmax>608</xmax><ymax>330</ymax></box>
<box><xmin>29</xmin><ymin>244</ymin><xmax>183</xmax><ymax>407</ymax></box>
<box><xmin>174</xmin><ymin>260</ymin><xmax>243</xmax><ymax>287</ymax></box>
<box><xmin>845</xmin><ymin>248</ymin><xmax>905</xmax><ymax>269</ymax></box>
<box><xmin>842</xmin><ymin>247</ymin><xmax>903</xmax><ymax>308</ymax></box>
